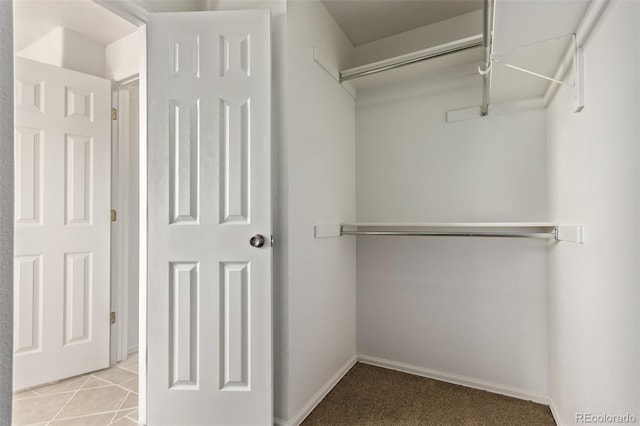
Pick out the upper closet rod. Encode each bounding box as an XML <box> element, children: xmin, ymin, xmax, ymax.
<box><xmin>479</xmin><ymin>0</ymin><xmax>495</xmax><ymax>116</ymax></box>
<box><xmin>341</xmin><ymin>229</ymin><xmax>558</xmax><ymax>240</ymax></box>
<box><xmin>339</xmin><ymin>35</ymin><xmax>483</xmax><ymax>82</ymax></box>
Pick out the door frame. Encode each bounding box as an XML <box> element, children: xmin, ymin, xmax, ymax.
<box><xmin>110</xmin><ymin>75</ymin><xmax>140</xmax><ymax>364</ymax></box>
<box><xmin>91</xmin><ymin>4</ymin><xmax>151</xmax><ymax>423</ymax></box>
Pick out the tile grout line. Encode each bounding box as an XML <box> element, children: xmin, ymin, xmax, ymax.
<box><xmin>15</xmin><ymin>382</ymin><xmax>113</xmax><ymax>400</ymax></box>
<box><xmin>46</xmin><ymin>371</ymin><xmax>134</xmax><ymax>424</ymax></box>
<box><xmin>106</xmin><ymin>358</ymin><xmax>140</xmax><ymax>425</ymax></box>
<box><xmin>108</xmin><ymin>369</ymin><xmax>140</xmax><ymax>424</ymax></box>
<box><xmin>48</xmin><ymin>374</ymin><xmax>138</xmax><ymax>424</ymax></box>
<box><xmin>42</xmin><ymin>407</ymin><xmax>139</xmax><ymax>423</ymax></box>
<box><xmin>114</xmin><ymin>408</ymin><xmax>139</xmax><ymax>425</ymax></box>
<box><xmin>14</xmin><ymin>358</ymin><xmax>139</xmax><ymax>426</ymax></box>
<box><xmin>106</xmin><ymin>376</ymin><xmax>140</xmax><ymax>396</ymax></box>
<box><xmin>125</xmin><ymin>410</ymin><xmax>140</xmax><ymax>425</ymax></box>
<box><xmin>108</xmin><ymin>389</ymin><xmax>132</xmax><ymax>424</ymax></box>
<box><xmin>20</xmin><ymin>375</ymin><xmax>86</xmax><ymax>398</ymax></box>
<box><xmin>45</xmin><ymin>376</ymin><xmax>91</xmax><ymax>425</ymax></box>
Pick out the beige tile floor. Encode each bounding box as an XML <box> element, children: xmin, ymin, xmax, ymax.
<box><xmin>12</xmin><ymin>353</ymin><xmax>139</xmax><ymax>426</ymax></box>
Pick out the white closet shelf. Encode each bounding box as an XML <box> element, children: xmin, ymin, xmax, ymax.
<box><xmin>314</xmin><ymin>223</ymin><xmax>583</xmax><ymax>243</ymax></box>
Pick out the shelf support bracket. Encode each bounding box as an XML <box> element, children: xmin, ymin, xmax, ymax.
<box><xmin>492</xmin><ymin>34</ymin><xmax>584</xmax><ymax>113</ymax></box>
<box><xmin>491</xmin><ymin>58</ymin><xmax>575</xmax><ymax>88</ymax></box>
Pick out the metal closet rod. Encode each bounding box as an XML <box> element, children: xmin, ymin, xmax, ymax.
<box><xmin>340</xmin><ymin>228</ymin><xmax>559</xmax><ymax>240</ymax></box>
<box><xmin>339</xmin><ymin>35</ymin><xmax>483</xmax><ymax>82</ymax></box>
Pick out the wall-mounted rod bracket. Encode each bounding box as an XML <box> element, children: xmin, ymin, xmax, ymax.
<box><xmin>312</xmin><ymin>47</ymin><xmax>357</xmax><ymax>98</ymax></box>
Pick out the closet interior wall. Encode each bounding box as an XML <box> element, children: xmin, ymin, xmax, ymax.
<box><xmin>277</xmin><ymin>1</ymin><xmax>553</xmax><ymax>423</ymax></box>
<box><xmin>546</xmin><ymin>1</ymin><xmax>640</xmax><ymax>423</ymax></box>
<box><xmin>281</xmin><ymin>1</ymin><xmax>357</xmax><ymax>422</ymax></box>
<box><xmin>354</xmin><ymin>16</ymin><xmax>549</xmax><ymax>400</ymax></box>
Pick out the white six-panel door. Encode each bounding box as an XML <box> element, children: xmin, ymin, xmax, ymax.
<box><xmin>13</xmin><ymin>57</ymin><xmax>111</xmax><ymax>390</ymax></box>
<box><xmin>147</xmin><ymin>10</ymin><xmax>272</xmax><ymax>425</ymax></box>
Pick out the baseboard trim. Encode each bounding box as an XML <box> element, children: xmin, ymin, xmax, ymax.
<box><xmin>274</xmin><ymin>355</ymin><xmax>357</xmax><ymax>426</ymax></box>
<box><xmin>549</xmin><ymin>398</ymin><xmax>564</xmax><ymax>426</ymax></box>
<box><xmin>357</xmin><ymin>354</ymin><xmax>549</xmax><ymax>405</ymax></box>
<box><xmin>273</xmin><ymin>417</ymin><xmax>288</xmax><ymax>426</ymax></box>
<box><xmin>128</xmin><ymin>345</ymin><xmax>139</xmax><ymax>355</ymax></box>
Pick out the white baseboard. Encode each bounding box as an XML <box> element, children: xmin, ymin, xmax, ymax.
<box><xmin>274</xmin><ymin>355</ymin><xmax>357</xmax><ymax>426</ymax></box>
<box><xmin>549</xmin><ymin>398</ymin><xmax>564</xmax><ymax>426</ymax></box>
<box><xmin>357</xmin><ymin>354</ymin><xmax>549</xmax><ymax>405</ymax></box>
<box><xmin>128</xmin><ymin>345</ymin><xmax>139</xmax><ymax>355</ymax></box>
<box><xmin>273</xmin><ymin>417</ymin><xmax>287</xmax><ymax>426</ymax></box>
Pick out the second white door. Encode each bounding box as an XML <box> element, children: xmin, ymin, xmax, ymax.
<box><xmin>14</xmin><ymin>57</ymin><xmax>111</xmax><ymax>390</ymax></box>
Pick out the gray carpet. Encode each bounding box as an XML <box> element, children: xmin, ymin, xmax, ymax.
<box><xmin>302</xmin><ymin>363</ymin><xmax>555</xmax><ymax>426</ymax></box>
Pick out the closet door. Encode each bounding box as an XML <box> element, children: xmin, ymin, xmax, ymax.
<box><xmin>146</xmin><ymin>10</ymin><xmax>272</xmax><ymax>425</ymax></box>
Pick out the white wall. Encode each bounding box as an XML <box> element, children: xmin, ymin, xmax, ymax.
<box><xmin>283</xmin><ymin>1</ymin><xmax>357</xmax><ymax>423</ymax></box>
<box><xmin>16</xmin><ymin>27</ymin><xmax>64</xmax><ymax>70</ymax></box>
<box><xmin>0</xmin><ymin>2</ymin><xmax>14</xmax><ymax>424</ymax></box>
<box><xmin>105</xmin><ymin>32</ymin><xmax>140</xmax><ymax>82</ymax></box>
<box><xmin>546</xmin><ymin>1</ymin><xmax>640</xmax><ymax>424</ymax></box>
<box><xmin>355</xmin><ymin>70</ymin><xmax>550</xmax><ymax>400</ymax></box>
<box><xmin>17</xmin><ymin>27</ymin><xmax>106</xmax><ymax>77</ymax></box>
<box><xmin>17</xmin><ymin>25</ymin><xmax>140</xmax><ymax>82</ymax></box>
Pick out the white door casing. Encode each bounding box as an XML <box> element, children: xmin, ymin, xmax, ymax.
<box><xmin>147</xmin><ymin>11</ymin><xmax>272</xmax><ymax>425</ymax></box>
<box><xmin>13</xmin><ymin>57</ymin><xmax>111</xmax><ymax>390</ymax></box>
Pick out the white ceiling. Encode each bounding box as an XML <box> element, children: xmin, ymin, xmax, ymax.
<box><xmin>13</xmin><ymin>0</ymin><xmax>209</xmax><ymax>52</ymax></box>
<box><xmin>15</xmin><ymin>0</ymin><xmax>484</xmax><ymax>51</ymax></box>
<box><xmin>14</xmin><ymin>0</ymin><xmax>137</xmax><ymax>51</ymax></box>
<box><xmin>14</xmin><ymin>0</ymin><xmax>138</xmax><ymax>51</ymax></box>
<box><xmin>322</xmin><ymin>0</ymin><xmax>484</xmax><ymax>46</ymax></box>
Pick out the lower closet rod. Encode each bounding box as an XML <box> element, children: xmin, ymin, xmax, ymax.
<box><xmin>340</xmin><ymin>230</ymin><xmax>557</xmax><ymax>240</ymax></box>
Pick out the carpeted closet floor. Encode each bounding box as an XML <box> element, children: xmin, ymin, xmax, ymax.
<box><xmin>302</xmin><ymin>363</ymin><xmax>555</xmax><ymax>426</ymax></box>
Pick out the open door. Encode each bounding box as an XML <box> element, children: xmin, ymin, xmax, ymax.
<box><xmin>13</xmin><ymin>57</ymin><xmax>111</xmax><ymax>390</ymax></box>
<box><xmin>146</xmin><ymin>10</ymin><xmax>272</xmax><ymax>425</ymax></box>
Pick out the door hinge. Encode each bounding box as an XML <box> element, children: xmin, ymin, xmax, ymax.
<box><xmin>110</xmin><ymin>312</ymin><xmax>116</xmax><ymax>325</ymax></box>
<box><xmin>111</xmin><ymin>107</ymin><xmax>118</xmax><ymax>121</ymax></box>
<box><xmin>111</xmin><ymin>209</ymin><xmax>117</xmax><ymax>222</ymax></box>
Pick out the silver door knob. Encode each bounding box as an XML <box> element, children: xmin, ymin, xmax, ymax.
<box><xmin>250</xmin><ymin>234</ymin><xmax>265</xmax><ymax>248</ymax></box>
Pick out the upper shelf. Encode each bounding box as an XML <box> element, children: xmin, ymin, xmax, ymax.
<box><xmin>339</xmin><ymin>32</ymin><xmax>577</xmax><ymax>104</ymax></box>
